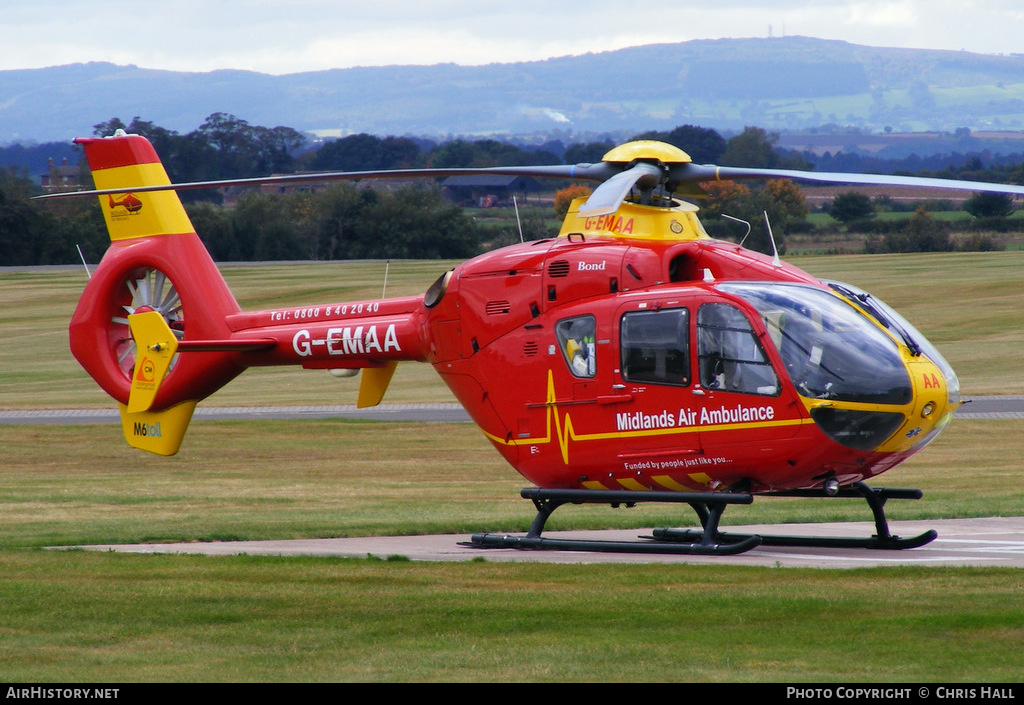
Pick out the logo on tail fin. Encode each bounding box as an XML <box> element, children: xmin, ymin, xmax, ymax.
<box><xmin>133</xmin><ymin>421</ymin><xmax>163</xmax><ymax>437</ymax></box>
<box><xmin>108</xmin><ymin>193</ymin><xmax>143</xmax><ymax>215</ymax></box>
<box><xmin>135</xmin><ymin>356</ymin><xmax>157</xmax><ymax>384</ymax></box>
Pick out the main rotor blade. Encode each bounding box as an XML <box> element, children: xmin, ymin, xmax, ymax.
<box><xmin>670</xmin><ymin>163</ymin><xmax>1024</xmax><ymax>197</ymax></box>
<box><xmin>35</xmin><ymin>162</ymin><xmax>619</xmax><ymax>200</ymax></box>
<box><xmin>578</xmin><ymin>162</ymin><xmax>664</xmax><ymax>217</ymax></box>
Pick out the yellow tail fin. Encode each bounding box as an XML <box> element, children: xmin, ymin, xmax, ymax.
<box><xmin>118</xmin><ymin>401</ymin><xmax>197</xmax><ymax>456</ymax></box>
<box><xmin>126</xmin><ymin>310</ymin><xmax>179</xmax><ymax>414</ymax></box>
<box><xmin>118</xmin><ymin>309</ymin><xmax>196</xmax><ymax>455</ymax></box>
<box><xmin>78</xmin><ymin>131</ymin><xmax>194</xmax><ymax>242</ymax></box>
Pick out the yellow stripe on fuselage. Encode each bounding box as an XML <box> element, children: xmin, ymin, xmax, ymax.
<box><xmin>483</xmin><ymin>416</ymin><xmax>810</xmax><ymax>464</ymax></box>
<box><xmin>92</xmin><ymin>163</ymin><xmax>194</xmax><ymax>241</ymax></box>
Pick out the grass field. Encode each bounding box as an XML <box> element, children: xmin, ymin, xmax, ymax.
<box><xmin>3</xmin><ymin>552</ymin><xmax>1021</xmax><ymax>682</ymax></box>
<box><xmin>1</xmin><ymin>254</ymin><xmax>1023</xmax><ymax>682</ymax></box>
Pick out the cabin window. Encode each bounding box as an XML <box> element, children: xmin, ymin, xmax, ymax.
<box><xmin>697</xmin><ymin>303</ymin><xmax>779</xmax><ymax>396</ymax></box>
<box><xmin>620</xmin><ymin>308</ymin><xmax>690</xmax><ymax>386</ymax></box>
<box><xmin>555</xmin><ymin>315</ymin><xmax>596</xmax><ymax>378</ymax></box>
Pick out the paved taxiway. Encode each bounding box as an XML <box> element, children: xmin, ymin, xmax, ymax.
<box><xmin>13</xmin><ymin>397</ymin><xmax>1023</xmax><ymax>569</ymax></box>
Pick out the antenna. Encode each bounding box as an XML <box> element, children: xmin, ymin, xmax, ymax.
<box><xmin>76</xmin><ymin>244</ymin><xmax>91</xmax><ymax>278</ymax></box>
<box><xmin>382</xmin><ymin>260</ymin><xmax>390</xmax><ymax>298</ymax></box>
<box><xmin>513</xmin><ymin>195</ymin><xmax>524</xmax><ymax>243</ymax></box>
<box><xmin>763</xmin><ymin>211</ymin><xmax>781</xmax><ymax>267</ymax></box>
<box><xmin>722</xmin><ymin>214</ymin><xmax>752</xmax><ymax>247</ymax></box>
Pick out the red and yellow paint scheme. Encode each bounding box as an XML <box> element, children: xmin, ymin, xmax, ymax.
<box><xmin>70</xmin><ymin>133</ymin><xmax>959</xmax><ymax>480</ymax></box>
<box><xmin>62</xmin><ymin>131</ymin><xmax>1015</xmax><ymax>552</ymax></box>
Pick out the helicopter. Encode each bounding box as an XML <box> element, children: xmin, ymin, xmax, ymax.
<box><xmin>51</xmin><ymin>131</ymin><xmax>1024</xmax><ymax>556</ymax></box>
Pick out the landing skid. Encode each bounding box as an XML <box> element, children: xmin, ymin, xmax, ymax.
<box><xmin>468</xmin><ymin>482</ymin><xmax>936</xmax><ymax>556</ymax></box>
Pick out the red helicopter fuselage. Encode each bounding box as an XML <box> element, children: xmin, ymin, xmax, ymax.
<box><xmin>68</xmin><ymin>133</ymin><xmax>959</xmax><ymax>498</ymax></box>
<box><xmin>409</xmin><ymin>225</ymin><xmax>955</xmax><ymax>494</ymax></box>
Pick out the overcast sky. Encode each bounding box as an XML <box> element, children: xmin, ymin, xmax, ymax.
<box><xmin>4</xmin><ymin>0</ymin><xmax>1023</xmax><ymax>74</ymax></box>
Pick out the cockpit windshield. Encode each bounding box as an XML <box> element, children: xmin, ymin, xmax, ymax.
<box><xmin>718</xmin><ymin>282</ymin><xmax>912</xmax><ymax>405</ymax></box>
<box><xmin>825</xmin><ymin>280</ymin><xmax>960</xmax><ymax>405</ymax></box>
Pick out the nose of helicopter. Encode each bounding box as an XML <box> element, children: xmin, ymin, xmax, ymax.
<box><xmin>799</xmin><ymin>351</ymin><xmax>958</xmax><ymax>459</ymax></box>
<box><xmin>719</xmin><ymin>280</ymin><xmax>961</xmax><ymax>459</ymax></box>
<box><xmin>874</xmin><ymin>354</ymin><xmax>960</xmax><ymax>455</ymax></box>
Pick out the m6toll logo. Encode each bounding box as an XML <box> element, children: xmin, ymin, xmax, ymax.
<box><xmin>133</xmin><ymin>421</ymin><xmax>163</xmax><ymax>438</ymax></box>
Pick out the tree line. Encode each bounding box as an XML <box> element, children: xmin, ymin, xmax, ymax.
<box><xmin>2</xmin><ymin>115</ymin><xmax>1022</xmax><ymax>266</ymax></box>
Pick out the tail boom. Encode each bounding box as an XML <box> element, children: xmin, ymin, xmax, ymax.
<box><xmin>226</xmin><ymin>295</ymin><xmax>430</xmax><ymax>369</ymax></box>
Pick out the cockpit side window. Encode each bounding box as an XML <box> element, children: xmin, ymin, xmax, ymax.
<box><xmin>555</xmin><ymin>315</ymin><xmax>596</xmax><ymax>378</ymax></box>
<box><xmin>697</xmin><ymin>303</ymin><xmax>779</xmax><ymax>396</ymax></box>
<box><xmin>620</xmin><ymin>308</ymin><xmax>690</xmax><ymax>386</ymax></box>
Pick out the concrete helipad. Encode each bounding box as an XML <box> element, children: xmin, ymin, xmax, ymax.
<box><xmin>74</xmin><ymin>516</ymin><xmax>1024</xmax><ymax>569</ymax></box>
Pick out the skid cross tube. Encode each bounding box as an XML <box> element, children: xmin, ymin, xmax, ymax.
<box><xmin>651</xmin><ymin>482</ymin><xmax>937</xmax><ymax>551</ymax></box>
<box><xmin>470</xmin><ymin>488</ymin><xmax>760</xmax><ymax>556</ymax></box>
<box><xmin>469</xmin><ymin>482</ymin><xmax>937</xmax><ymax>556</ymax></box>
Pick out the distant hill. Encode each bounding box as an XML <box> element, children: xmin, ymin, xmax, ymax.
<box><xmin>3</xmin><ymin>36</ymin><xmax>1024</xmax><ymax>145</ymax></box>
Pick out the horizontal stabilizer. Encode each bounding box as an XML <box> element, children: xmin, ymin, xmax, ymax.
<box><xmin>357</xmin><ymin>361</ymin><xmax>399</xmax><ymax>408</ymax></box>
<box><xmin>176</xmin><ymin>339</ymin><xmax>276</xmax><ymax>352</ymax></box>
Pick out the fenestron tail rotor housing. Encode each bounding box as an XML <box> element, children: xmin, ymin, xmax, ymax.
<box><xmin>110</xmin><ymin>267</ymin><xmax>184</xmax><ymax>379</ymax></box>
